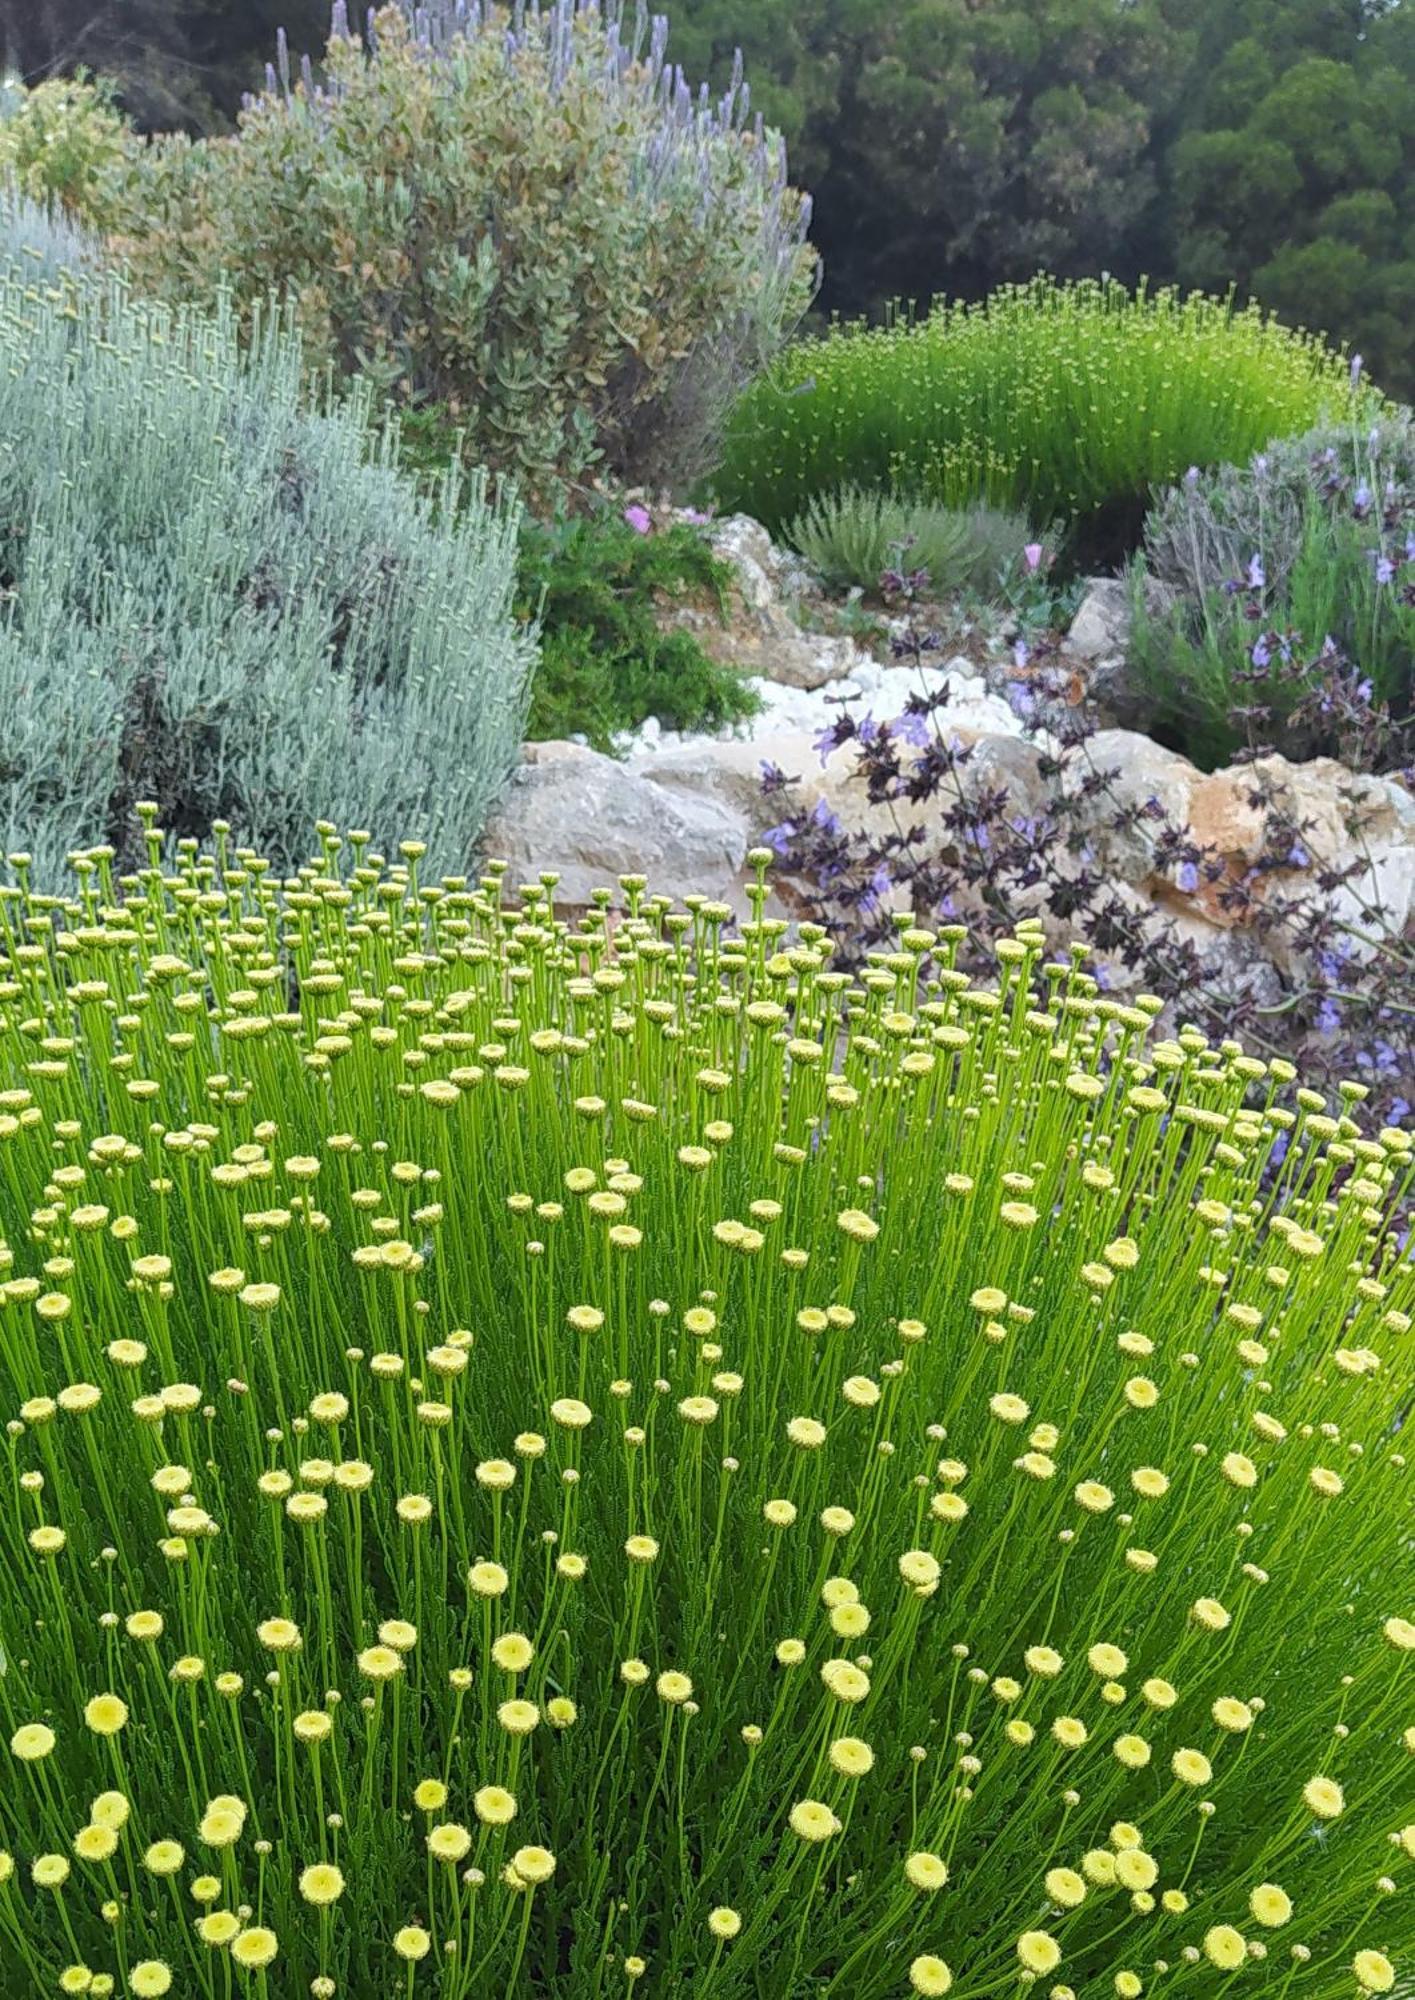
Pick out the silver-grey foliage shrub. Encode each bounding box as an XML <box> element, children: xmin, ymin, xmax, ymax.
<box><xmin>0</xmin><ymin>271</ymin><xmax>533</xmax><ymax>883</ymax></box>
<box><xmin>0</xmin><ymin>178</ymin><xmax>93</xmax><ymax>283</ymax></box>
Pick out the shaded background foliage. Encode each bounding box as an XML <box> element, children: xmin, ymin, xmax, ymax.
<box><xmin>11</xmin><ymin>0</ymin><xmax>1404</xmax><ymax>390</ymax></box>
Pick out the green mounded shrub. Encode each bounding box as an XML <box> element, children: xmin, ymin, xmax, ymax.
<box><xmin>109</xmin><ymin>1</ymin><xmax>816</xmax><ymax>501</ymax></box>
<box><xmin>0</xmin><ymin>73</ymin><xmax>136</xmax><ymax>228</ymax></box>
<box><xmin>0</xmin><ymin>268</ymin><xmax>532</xmax><ymax>882</ymax></box>
<box><xmin>1132</xmin><ymin>421</ymin><xmax>1414</xmax><ymax>768</ymax></box>
<box><xmin>0</xmin><ymin>845</ymin><xmax>1412</xmax><ymax>1998</ymax></box>
<box><xmin>519</xmin><ymin>512</ymin><xmax>760</xmax><ymax>753</ymax></box>
<box><xmin>785</xmin><ymin>486</ymin><xmax>1038</xmax><ymax>597</ymax></box>
<box><xmin>713</xmin><ymin>278</ymin><xmax>1364</xmax><ymax>546</ymax></box>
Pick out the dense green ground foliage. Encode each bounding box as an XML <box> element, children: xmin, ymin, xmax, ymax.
<box><xmin>0</xmin><ymin>842</ymin><xmax>1410</xmax><ymax>1996</ymax></box>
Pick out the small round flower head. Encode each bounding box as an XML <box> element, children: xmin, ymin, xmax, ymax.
<box><xmin>788</xmin><ymin>1799</ymin><xmax>841</xmax><ymax>1842</ymax></box>
<box><xmin>1017</xmin><ymin>1932</ymin><xmax>1061</xmax><ymax>1975</ymax></box>
<box><xmin>357</xmin><ymin>1645</ymin><xmax>403</xmax><ymax>1682</ymax></box>
<box><xmin>1203</xmin><ymin>1927</ymin><xmax>1246</xmax><ymax>1971</ymax></box>
<box><xmin>473</xmin><ymin>1786</ymin><xmax>517</xmax><ymax>1825</ymax></box>
<box><xmin>468</xmin><ymin>1559</ymin><xmax>509</xmax><ymax>1597</ymax></box>
<box><xmin>10</xmin><ymin>1721</ymin><xmax>56</xmax><ymax>1761</ymax></box>
<box><xmin>129</xmin><ymin>1965</ymin><xmax>172</xmax><ymax>1997</ymax></box>
<box><xmin>1303</xmin><ymin>1774</ymin><xmax>1345</xmax><ymax>1820</ymax></box>
<box><xmin>511</xmin><ymin>1845</ymin><xmax>556</xmax><ymax>1884</ymax></box>
<box><xmin>231</xmin><ymin>1926</ymin><xmax>279</xmax><ymax>1969</ymax></box>
<box><xmin>393</xmin><ymin>1927</ymin><xmax>431</xmax><ymax>1963</ymax></box>
<box><xmin>828</xmin><ymin>1736</ymin><xmax>874</xmax><ymax>1777</ymax></box>
<box><xmin>910</xmin><ymin>1957</ymin><xmax>953</xmax><ymax>1996</ymax></box>
<box><xmin>1249</xmin><ymin>1884</ymin><xmax>1292</xmax><ymax>1928</ymax></box>
<box><xmin>1045</xmin><ymin>1868</ymin><xmax>1087</xmax><ymax>1909</ymax></box>
<box><xmin>413</xmin><ymin>1778</ymin><xmax>448</xmax><ymax>1812</ymax></box>
<box><xmin>708</xmin><ymin>1906</ymin><xmax>741</xmax><ymax>1939</ymax></box>
<box><xmin>904</xmin><ymin>1852</ymin><xmax>948</xmax><ymax>1892</ymax></box>
<box><xmin>427</xmin><ymin>1824</ymin><xmax>472</xmax><ymax>1864</ymax></box>
<box><xmin>298</xmin><ymin>1862</ymin><xmax>346</xmax><ymax>1905</ymax></box>
<box><xmin>198</xmin><ymin>1911</ymin><xmax>241</xmax><ymax>1948</ymax></box>
<box><xmin>491</xmin><ymin>1632</ymin><xmax>534</xmax><ymax>1673</ymax></box>
<box><xmin>1354</xmin><ymin>1951</ymin><xmax>1395</xmax><ymax>1993</ymax></box>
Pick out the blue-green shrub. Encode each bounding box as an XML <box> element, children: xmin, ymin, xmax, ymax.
<box><xmin>0</xmin><ymin>271</ymin><xmax>533</xmax><ymax>881</ymax></box>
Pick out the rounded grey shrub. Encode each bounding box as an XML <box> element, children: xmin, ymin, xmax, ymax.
<box><xmin>0</xmin><ymin>270</ymin><xmax>533</xmax><ymax>882</ymax></box>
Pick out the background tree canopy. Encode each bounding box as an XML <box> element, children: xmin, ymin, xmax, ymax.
<box><xmin>3</xmin><ymin>0</ymin><xmax>1412</xmax><ymax>392</ymax></box>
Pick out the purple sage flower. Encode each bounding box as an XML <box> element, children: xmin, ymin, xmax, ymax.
<box><xmin>1176</xmin><ymin>860</ymin><xmax>1199</xmax><ymax>893</ymax></box>
<box><xmin>1246</xmin><ymin>554</ymin><xmax>1266</xmax><ymax>591</ymax></box>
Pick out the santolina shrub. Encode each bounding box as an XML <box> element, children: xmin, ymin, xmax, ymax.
<box><xmin>109</xmin><ymin>1</ymin><xmax>816</xmax><ymax>499</ymax></box>
<box><xmin>0</xmin><ymin>268</ymin><xmax>531</xmax><ymax>882</ymax></box>
<box><xmin>0</xmin><ymin>833</ymin><xmax>1411</xmax><ymax>1997</ymax></box>
<box><xmin>713</xmin><ymin>279</ymin><xmax>1365</xmax><ymax>542</ymax></box>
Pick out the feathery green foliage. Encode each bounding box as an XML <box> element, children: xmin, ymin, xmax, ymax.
<box><xmin>519</xmin><ymin>513</ymin><xmax>759</xmax><ymax>754</ymax></box>
<box><xmin>0</xmin><ymin>267</ymin><xmax>532</xmax><ymax>883</ymax></box>
<box><xmin>714</xmin><ymin>279</ymin><xmax>1363</xmax><ymax>544</ymax></box>
<box><xmin>0</xmin><ymin>842</ymin><xmax>1411</xmax><ymax>1997</ymax></box>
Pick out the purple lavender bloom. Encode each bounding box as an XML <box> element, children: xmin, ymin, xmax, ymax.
<box><xmin>1355</xmin><ymin>677</ymin><xmax>1374</xmax><ymax>704</ymax></box>
<box><xmin>761</xmin><ymin>820</ymin><xmax>794</xmax><ymax>856</ymax></box>
<box><xmin>1246</xmin><ymin>554</ymin><xmax>1266</xmax><ymax>590</ymax></box>
<box><xmin>893</xmin><ymin>709</ymin><xmax>930</xmax><ymax>747</ymax></box>
<box><xmin>809</xmin><ymin>797</ymin><xmax>842</xmax><ymax>836</ymax></box>
<box><xmin>856</xmin><ymin>714</ymin><xmax>879</xmax><ymax>745</ymax></box>
<box><xmin>813</xmin><ymin>723</ymin><xmax>838</xmax><ymax>768</ymax></box>
<box><xmin>1184</xmin><ymin>466</ymin><xmax>1200</xmax><ymax>488</ymax></box>
<box><xmin>1391</xmin><ymin>1097</ymin><xmax>1410</xmax><ymax>1125</ymax></box>
<box><xmin>1007</xmin><ymin>681</ymin><xmax>1037</xmax><ymax>722</ymax></box>
<box><xmin>679</xmin><ymin>507</ymin><xmax>712</xmax><ymax>525</ymax></box>
<box><xmin>1012</xmin><ymin>637</ymin><xmax>1030</xmax><ymax>670</ymax></box>
<box><xmin>1176</xmin><ymin>860</ymin><xmax>1199</xmax><ymax>893</ymax></box>
<box><xmin>1353</xmin><ymin>482</ymin><xmax>1372</xmax><ymax>516</ymax></box>
<box><xmin>1288</xmin><ymin>840</ymin><xmax>1309</xmax><ymax>868</ymax></box>
<box><xmin>1374</xmin><ymin>553</ymin><xmax>1396</xmax><ymax>585</ymax></box>
<box><xmin>1316</xmin><ymin>997</ymin><xmax>1343</xmax><ymax>1034</ymax></box>
<box><xmin>1251</xmin><ymin>635</ymin><xmax>1272</xmax><ymax>670</ymax></box>
<box><xmin>1270</xmin><ymin>1128</ymin><xmax>1290</xmax><ymax>1167</ymax></box>
<box><xmin>623</xmin><ymin>504</ymin><xmax>652</xmax><ymax>535</ymax></box>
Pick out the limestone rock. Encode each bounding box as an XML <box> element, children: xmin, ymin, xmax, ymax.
<box><xmin>483</xmin><ymin>740</ymin><xmax>751</xmax><ymax>908</ymax></box>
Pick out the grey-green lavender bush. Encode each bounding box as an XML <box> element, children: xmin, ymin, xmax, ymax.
<box><xmin>0</xmin><ymin>270</ymin><xmax>533</xmax><ymax>882</ymax></box>
<box><xmin>111</xmin><ymin>1</ymin><xmax>816</xmax><ymax>500</ymax></box>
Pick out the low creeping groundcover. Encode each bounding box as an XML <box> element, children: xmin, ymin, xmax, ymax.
<box><xmin>0</xmin><ymin>825</ymin><xmax>1411</xmax><ymax>1999</ymax></box>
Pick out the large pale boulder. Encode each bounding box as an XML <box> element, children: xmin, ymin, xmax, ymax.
<box><xmin>482</xmin><ymin>741</ymin><xmax>752</xmax><ymax>908</ymax></box>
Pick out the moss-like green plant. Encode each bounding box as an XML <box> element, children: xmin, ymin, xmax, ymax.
<box><xmin>519</xmin><ymin>512</ymin><xmax>759</xmax><ymax>752</ymax></box>
<box><xmin>109</xmin><ymin>2</ymin><xmax>815</xmax><ymax>501</ymax></box>
<box><xmin>0</xmin><ymin>838</ymin><xmax>1410</xmax><ymax>1998</ymax></box>
<box><xmin>714</xmin><ymin>279</ymin><xmax>1366</xmax><ymax>543</ymax></box>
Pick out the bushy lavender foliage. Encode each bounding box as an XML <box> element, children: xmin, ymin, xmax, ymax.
<box><xmin>114</xmin><ymin>1</ymin><xmax>814</xmax><ymax>497</ymax></box>
<box><xmin>0</xmin><ymin>272</ymin><xmax>532</xmax><ymax>883</ymax></box>
<box><xmin>762</xmin><ymin>572</ymin><xmax>1414</xmax><ymax>1137</ymax></box>
<box><xmin>1136</xmin><ymin>420</ymin><xmax>1414</xmax><ymax>768</ymax></box>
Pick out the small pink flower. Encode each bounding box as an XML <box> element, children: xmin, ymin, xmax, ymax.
<box><xmin>623</xmin><ymin>505</ymin><xmax>653</xmax><ymax>536</ymax></box>
<box><xmin>1023</xmin><ymin>543</ymin><xmax>1043</xmax><ymax>574</ymax></box>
